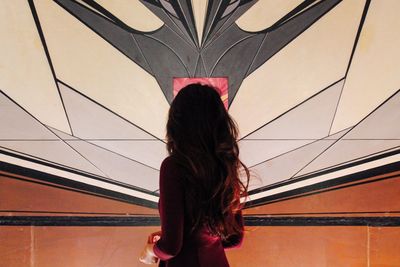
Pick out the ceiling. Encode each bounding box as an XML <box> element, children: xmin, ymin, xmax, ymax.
<box><xmin>1</xmin><ymin>0</ymin><xmax>399</xmax><ymax>207</ymax></box>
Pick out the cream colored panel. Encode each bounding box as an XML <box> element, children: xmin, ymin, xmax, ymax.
<box><xmin>89</xmin><ymin>140</ymin><xmax>168</xmax><ymax>170</ymax></box>
<box><xmin>192</xmin><ymin>0</ymin><xmax>208</xmax><ymax>44</ymax></box>
<box><xmin>0</xmin><ymin>1</ymin><xmax>70</xmax><ymax>133</ymax></box>
<box><xmin>229</xmin><ymin>0</ymin><xmax>364</xmax><ymax>139</ymax></box>
<box><xmin>34</xmin><ymin>0</ymin><xmax>170</xmax><ymax>139</ymax></box>
<box><xmin>238</xmin><ymin>139</ymin><xmax>312</xmax><ymax>167</ymax></box>
<box><xmin>95</xmin><ymin>0</ymin><xmax>163</xmax><ymax>32</ymax></box>
<box><xmin>236</xmin><ymin>0</ymin><xmax>304</xmax><ymax>32</ymax></box>
<box><xmin>330</xmin><ymin>0</ymin><xmax>400</xmax><ymax>134</ymax></box>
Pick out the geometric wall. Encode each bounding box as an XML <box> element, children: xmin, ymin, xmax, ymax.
<box><xmin>1</xmin><ymin>0</ymin><xmax>400</xmax><ymax>212</ymax></box>
<box><xmin>2</xmin><ymin>1</ymin><xmax>400</xmax><ymax>266</ymax></box>
<box><xmin>2</xmin><ymin>2</ymin><xmax>400</xmax><ymax>266</ymax></box>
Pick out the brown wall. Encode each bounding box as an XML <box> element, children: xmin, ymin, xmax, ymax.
<box><xmin>1</xmin><ymin>170</ymin><xmax>400</xmax><ymax>266</ymax></box>
<box><xmin>244</xmin><ymin>170</ymin><xmax>400</xmax><ymax>216</ymax></box>
<box><xmin>1</xmin><ymin>225</ymin><xmax>399</xmax><ymax>267</ymax></box>
<box><xmin>0</xmin><ymin>171</ymin><xmax>157</xmax><ymax>216</ymax></box>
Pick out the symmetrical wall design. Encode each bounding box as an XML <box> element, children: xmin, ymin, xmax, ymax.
<box><xmin>1</xmin><ymin>0</ymin><xmax>399</xmax><ymax>209</ymax></box>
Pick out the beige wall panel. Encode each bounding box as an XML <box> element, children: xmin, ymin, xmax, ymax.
<box><xmin>34</xmin><ymin>0</ymin><xmax>170</xmax><ymax>139</ymax></box>
<box><xmin>0</xmin><ymin>1</ymin><xmax>70</xmax><ymax>133</ymax></box>
<box><xmin>229</xmin><ymin>0</ymin><xmax>364</xmax><ymax>138</ymax></box>
<box><xmin>236</xmin><ymin>0</ymin><xmax>304</xmax><ymax>32</ymax></box>
<box><xmin>95</xmin><ymin>0</ymin><xmax>163</xmax><ymax>32</ymax></box>
<box><xmin>331</xmin><ymin>0</ymin><xmax>400</xmax><ymax>134</ymax></box>
<box><xmin>192</xmin><ymin>0</ymin><xmax>208</xmax><ymax>44</ymax></box>
<box><xmin>238</xmin><ymin>139</ymin><xmax>312</xmax><ymax>167</ymax></box>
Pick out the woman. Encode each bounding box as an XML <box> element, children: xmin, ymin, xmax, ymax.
<box><xmin>139</xmin><ymin>83</ymin><xmax>250</xmax><ymax>266</ymax></box>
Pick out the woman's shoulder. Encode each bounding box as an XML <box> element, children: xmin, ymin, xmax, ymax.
<box><xmin>160</xmin><ymin>155</ymin><xmax>186</xmax><ymax>174</ymax></box>
<box><xmin>159</xmin><ymin>156</ymin><xmax>188</xmax><ymax>187</ymax></box>
<box><xmin>160</xmin><ymin>155</ymin><xmax>177</xmax><ymax>168</ymax></box>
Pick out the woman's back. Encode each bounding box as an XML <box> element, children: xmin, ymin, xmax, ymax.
<box><xmin>140</xmin><ymin>84</ymin><xmax>249</xmax><ymax>266</ymax></box>
<box><xmin>154</xmin><ymin>156</ymin><xmax>244</xmax><ymax>267</ymax></box>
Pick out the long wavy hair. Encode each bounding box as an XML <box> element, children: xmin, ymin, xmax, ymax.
<box><xmin>166</xmin><ymin>83</ymin><xmax>250</xmax><ymax>240</ymax></box>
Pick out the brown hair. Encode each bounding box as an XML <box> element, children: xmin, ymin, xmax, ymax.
<box><xmin>166</xmin><ymin>83</ymin><xmax>250</xmax><ymax>240</ymax></box>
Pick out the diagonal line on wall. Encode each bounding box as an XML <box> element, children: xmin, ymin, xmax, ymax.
<box><xmin>27</xmin><ymin>0</ymin><xmax>74</xmax><ymax>135</ymax></box>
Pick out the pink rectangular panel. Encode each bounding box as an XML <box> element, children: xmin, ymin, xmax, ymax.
<box><xmin>173</xmin><ymin>77</ymin><xmax>228</xmax><ymax>109</ymax></box>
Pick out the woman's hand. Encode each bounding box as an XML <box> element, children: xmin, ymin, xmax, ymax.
<box><xmin>139</xmin><ymin>243</ymin><xmax>158</xmax><ymax>265</ymax></box>
<box><xmin>148</xmin><ymin>230</ymin><xmax>162</xmax><ymax>244</ymax></box>
<box><xmin>139</xmin><ymin>231</ymin><xmax>162</xmax><ymax>264</ymax></box>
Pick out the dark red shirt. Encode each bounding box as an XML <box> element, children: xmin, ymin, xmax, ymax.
<box><xmin>153</xmin><ymin>156</ymin><xmax>244</xmax><ymax>267</ymax></box>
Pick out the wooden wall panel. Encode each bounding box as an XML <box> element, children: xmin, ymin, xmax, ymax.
<box><xmin>0</xmin><ymin>226</ymin><xmax>32</xmax><ymax>267</ymax></box>
<box><xmin>3</xmin><ymin>225</ymin><xmax>399</xmax><ymax>266</ymax></box>
<box><xmin>370</xmin><ymin>227</ymin><xmax>400</xmax><ymax>266</ymax></box>
<box><xmin>33</xmin><ymin>226</ymin><xmax>159</xmax><ymax>267</ymax></box>
<box><xmin>226</xmin><ymin>226</ymin><xmax>368</xmax><ymax>267</ymax></box>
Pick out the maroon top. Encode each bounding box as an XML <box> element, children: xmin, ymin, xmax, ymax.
<box><xmin>153</xmin><ymin>156</ymin><xmax>244</xmax><ymax>267</ymax></box>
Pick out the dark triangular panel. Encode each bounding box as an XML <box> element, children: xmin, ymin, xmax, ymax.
<box><xmin>203</xmin><ymin>0</ymin><xmax>257</xmax><ymax>47</ymax></box>
<box><xmin>168</xmin><ymin>14</ymin><xmax>198</xmax><ymax>47</ymax></box>
<box><xmin>66</xmin><ymin>140</ymin><xmax>159</xmax><ymax>191</ymax></box>
<box><xmin>58</xmin><ymin>82</ymin><xmax>154</xmax><ymax>140</ymax></box>
<box><xmin>0</xmin><ymin>92</ymin><xmax>57</xmax><ymax>140</ymax></box>
<box><xmin>202</xmin><ymin>23</ymin><xmax>253</xmax><ymax>75</ymax></box>
<box><xmin>158</xmin><ymin>0</ymin><xmax>178</xmax><ymax>17</ymax></box>
<box><xmin>221</xmin><ymin>0</ymin><xmax>240</xmax><ymax>18</ymax></box>
<box><xmin>134</xmin><ymin>34</ymin><xmax>190</xmax><ymax>102</ymax></box>
<box><xmin>175</xmin><ymin>0</ymin><xmax>199</xmax><ymax>45</ymax></box>
<box><xmin>207</xmin><ymin>27</ymin><xmax>265</xmax><ymax>104</ymax></box>
<box><xmin>140</xmin><ymin>0</ymin><xmax>195</xmax><ymax>47</ymax></box>
<box><xmin>202</xmin><ymin>0</ymin><xmax>224</xmax><ymax>44</ymax></box>
<box><xmin>247</xmin><ymin>0</ymin><xmax>341</xmax><ymax>75</ymax></box>
<box><xmin>245</xmin><ymin>79</ymin><xmax>345</xmax><ymax>140</ymax></box>
<box><xmin>194</xmin><ymin>56</ymin><xmax>207</xmax><ymax>77</ymax></box>
<box><xmin>55</xmin><ymin>0</ymin><xmax>152</xmax><ymax>72</ymax></box>
<box><xmin>147</xmin><ymin>26</ymin><xmax>198</xmax><ymax>77</ymax></box>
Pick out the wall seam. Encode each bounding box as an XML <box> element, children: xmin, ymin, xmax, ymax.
<box><xmin>30</xmin><ymin>226</ymin><xmax>35</xmax><ymax>267</ymax></box>
<box><xmin>367</xmin><ymin>226</ymin><xmax>370</xmax><ymax>267</ymax></box>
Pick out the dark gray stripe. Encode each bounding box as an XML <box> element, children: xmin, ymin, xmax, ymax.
<box><xmin>1</xmin><ymin>216</ymin><xmax>399</xmax><ymax>227</ymax></box>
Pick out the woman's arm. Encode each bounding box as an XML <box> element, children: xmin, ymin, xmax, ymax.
<box><xmin>222</xmin><ymin>210</ymin><xmax>244</xmax><ymax>249</ymax></box>
<box><xmin>153</xmin><ymin>157</ymin><xmax>185</xmax><ymax>260</ymax></box>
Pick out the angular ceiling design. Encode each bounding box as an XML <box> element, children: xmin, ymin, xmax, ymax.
<box><xmin>1</xmin><ymin>0</ymin><xmax>399</xmax><ymax>207</ymax></box>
